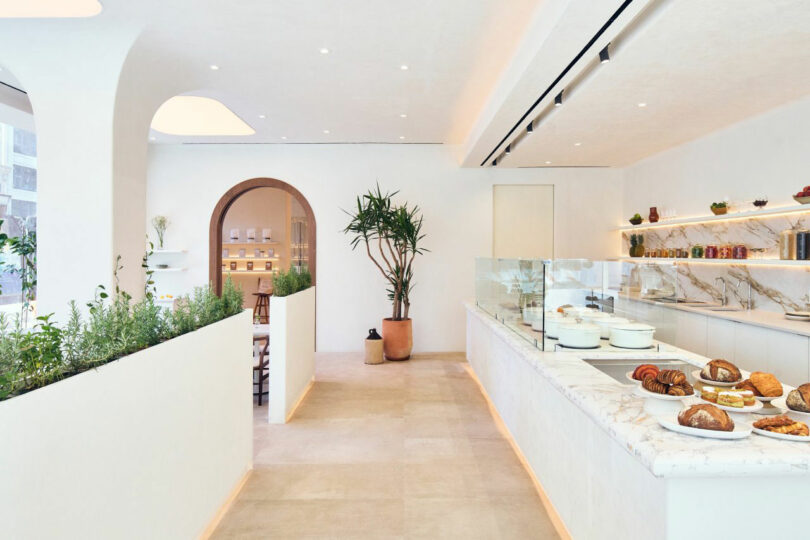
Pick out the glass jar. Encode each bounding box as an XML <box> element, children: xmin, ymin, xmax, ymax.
<box><xmin>705</xmin><ymin>245</ymin><xmax>719</xmax><ymax>259</ymax></box>
<box><xmin>668</xmin><ymin>248</ymin><xmax>676</xmax><ymax>258</ymax></box>
<box><xmin>779</xmin><ymin>230</ymin><xmax>797</xmax><ymax>260</ymax></box>
<box><xmin>797</xmin><ymin>230</ymin><xmax>809</xmax><ymax>260</ymax></box>
<box><xmin>691</xmin><ymin>245</ymin><xmax>704</xmax><ymax>258</ymax></box>
<box><xmin>719</xmin><ymin>245</ymin><xmax>733</xmax><ymax>259</ymax></box>
<box><xmin>732</xmin><ymin>244</ymin><xmax>748</xmax><ymax>259</ymax></box>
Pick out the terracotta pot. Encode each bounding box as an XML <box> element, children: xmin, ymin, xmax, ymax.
<box><xmin>648</xmin><ymin>207</ymin><xmax>659</xmax><ymax>223</ymax></box>
<box><xmin>382</xmin><ymin>318</ymin><xmax>413</xmax><ymax>361</ymax></box>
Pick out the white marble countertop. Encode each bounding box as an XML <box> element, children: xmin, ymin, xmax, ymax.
<box><xmin>617</xmin><ymin>290</ymin><xmax>810</xmax><ymax>338</ymax></box>
<box><xmin>466</xmin><ymin>302</ymin><xmax>810</xmax><ymax>478</ymax></box>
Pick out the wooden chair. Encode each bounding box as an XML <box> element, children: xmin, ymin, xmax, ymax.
<box><xmin>252</xmin><ymin>278</ymin><xmax>272</xmax><ymax>324</ymax></box>
<box><xmin>253</xmin><ymin>335</ymin><xmax>269</xmax><ymax>405</ymax></box>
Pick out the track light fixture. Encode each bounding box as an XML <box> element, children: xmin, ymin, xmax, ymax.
<box><xmin>527</xmin><ymin>122</ymin><xmax>533</xmax><ymax>134</ymax></box>
<box><xmin>599</xmin><ymin>44</ymin><xmax>611</xmax><ymax>64</ymax></box>
<box><xmin>505</xmin><ymin>144</ymin><xmax>511</xmax><ymax>155</ymax></box>
<box><xmin>554</xmin><ymin>92</ymin><xmax>563</xmax><ymax>107</ymax></box>
<box><xmin>492</xmin><ymin>158</ymin><xmax>498</xmax><ymax>167</ymax></box>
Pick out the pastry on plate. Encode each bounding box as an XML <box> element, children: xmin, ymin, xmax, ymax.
<box><xmin>668</xmin><ymin>385</ymin><xmax>687</xmax><ymax>396</ymax></box>
<box><xmin>786</xmin><ymin>383</ymin><xmax>810</xmax><ymax>413</ymax></box>
<box><xmin>701</xmin><ymin>386</ymin><xmax>719</xmax><ymax>403</ymax></box>
<box><xmin>717</xmin><ymin>391</ymin><xmax>744</xmax><ymax>408</ymax></box>
<box><xmin>642</xmin><ymin>375</ymin><xmax>668</xmax><ymax>394</ymax></box>
<box><xmin>700</xmin><ymin>359</ymin><xmax>742</xmax><ymax>383</ymax></box>
<box><xmin>657</xmin><ymin>369</ymin><xmax>686</xmax><ymax>386</ymax></box>
<box><xmin>735</xmin><ymin>379</ymin><xmax>762</xmax><ymax>396</ymax></box>
<box><xmin>678</xmin><ymin>404</ymin><xmax>734</xmax><ymax>432</ymax></box>
<box><xmin>749</xmin><ymin>371</ymin><xmax>783</xmax><ymax>397</ymax></box>
<box><xmin>738</xmin><ymin>390</ymin><xmax>755</xmax><ymax>407</ymax></box>
<box><xmin>632</xmin><ymin>364</ymin><xmax>659</xmax><ymax>382</ymax></box>
<box><xmin>753</xmin><ymin>415</ymin><xmax>809</xmax><ymax>436</ymax></box>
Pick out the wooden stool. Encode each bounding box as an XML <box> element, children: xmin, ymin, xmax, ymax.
<box><xmin>252</xmin><ymin>293</ymin><xmax>270</xmax><ymax>324</ymax></box>
<box><xmin>253</xmin><ymin>336</ymin><xmax>269</xmax><ymax>405</ymax></box>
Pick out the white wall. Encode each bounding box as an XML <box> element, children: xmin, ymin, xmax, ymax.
<box><xmin>0</xmin><ymin>310</ymin><xmax>254</xmax><ymax>539</ymax></box>
<box><xmin>146</xmin><ymin>143</ymin><xmax>622</xmax><ymax>352</ymax></box>
<box><xmin>623</xmin><ymin>96</ymin><xmax>810</xmax><ymax>220</ymax></box>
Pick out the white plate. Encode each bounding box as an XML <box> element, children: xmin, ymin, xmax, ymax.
<box><xmin>752</xmin><ymin>427</ymin><xmax>810</xmax><ymax>442</ymax></box>
<box><xmin>754</xmin><ymin>394</ymin><xmax>781</xmax><ymax>403</ymax></box>
<box><xmin>701</xmin><ymin>397</ymin><xmax>763</xmax><ymax>413</ymax></box>
<box><xmin>635</xmin><ymin>386</ymin><xmax>692</xmax><ymax>401</ymax></box>
<box><xmin>771</xmin><ymin>396</ymin><xmax>810</xmax><ymax>418</ymax></box>
<box><xmin>626</xmin><ymin>371</ymin><xmax>643</xmax><ymax>385</ymax></box>
<box><xmin>785</xmin><ymin>314</ymin><xmax>810</xmax><ymax>321</ymax></box>
<box><xmin>692</xmin><ymin>369</ymin><xmax>740</xmax><ymax>387</ymax></box>
<box><xmin>657</xmin><ymin>413</ymin><xmax>751</xmax><ymax>440</ymax></box>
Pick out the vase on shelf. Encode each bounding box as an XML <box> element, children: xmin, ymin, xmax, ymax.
<box><xmin>649</xmin><ymin>207</ymin><xmax>660</xmax><ymax>223</ymax></box>
<box><xmin>629</xmin><ymin>234</ymin><xmax>645</xmax><ymax>257</ymax></box>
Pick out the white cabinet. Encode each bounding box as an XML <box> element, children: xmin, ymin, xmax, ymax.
<box><xmin>764</xmin><ymin>331</ymin><xmax>809</xmax><ymax>387</ymax></box>
<box><xmin>705</xmin><ymin>318</ymin><xmax>736</xmax><ymax>361</ymax></box>
<box><xmin>732</xmin><ymin>324</ymin><xmax>770</xmax><ymax>375</ymax></box>
<box><xmin>673</xmin><ymin>311</ymin><xmax>707</xmax><ymax>357</ymax></box>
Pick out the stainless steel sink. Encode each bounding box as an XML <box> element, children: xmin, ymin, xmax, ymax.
<box><xmin>583</xmin><ymin>358</ymin><xmax>696</xmax><ymax>384</ymax></box>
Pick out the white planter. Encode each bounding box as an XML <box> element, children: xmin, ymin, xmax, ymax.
<box><xmin>0</xmin><ymin>309</ymin><xmax>254</xmax><ymax>539</ymax></box>
<box><xmin>269</xmin><ymin>286</ymin><xmax>315</xmax><ymax>424</ymax></box>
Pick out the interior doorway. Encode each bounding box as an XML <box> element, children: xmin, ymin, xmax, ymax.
<box><xmin>209</xmin><ymin>178</ymin><xmax>316</xmax><ymax>301</ymax></box>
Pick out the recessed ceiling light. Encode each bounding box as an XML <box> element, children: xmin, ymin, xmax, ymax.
<box><xmin>151</xmin><ymin>96</ymin><xmax>255</xmax><ymax>136</ymax></box>
<box><xmin>637</xmin><ymin>102</ymin><xmax>647</xmax><ymax>108</ymax></box>
<box><xmin>574</xmin><ymin>142</ymin><xmax>581</xmax><ymax>146</ymax></box>
<box><xmin>400</xmin><ymin>65</ymin><xmax>409</xmax><ymax>70</ymax></box>
<box><xmin>258</xmin><ymin>114</ymin><xmax>266</xmax><ymax>119</ymax></box>
<box><xmin>0</xmin><ymin>0</ymin><xmax>103</xmax><ymax>17</ymax></box>
<box><xmin>323</xmin><ymin>129</ymin><xmax>330</xmax><ymax>134</ymax></box>
<box><xmin>545</xmin><ymin>161</ymin><xmax>552</xmax><ymax>165</ymax></box>
<box><xmin>399</xmin><ymin>136</ymin><xmax>405</xmax><ymax>140</ymax></box>
<box><xmin>281</xmin><ymin>136</ymin><xmax>287</xmax><ymax>140</ymax></box>
<box><xmin>319</xmin><ymin>48</ymin><xmax>330</xmax><ymax>54</ymax></box>
<box><xmin>399</xmin><ymin>114</ymin><xmax>408</xmax><ymax>118</ymax></box>
<box><xmin>209</xmin><ymin>64</ymin><xmax>220</xmax><ymax>71</ymax></box>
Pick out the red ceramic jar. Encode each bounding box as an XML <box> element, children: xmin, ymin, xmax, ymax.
<box><xmin>705</xmin><ymin>245</ymin><xmax>719</xmax><ymax>259</ymax></box>
<box><xmin>732</xmin><ymin>244</ymin><xmax>748</xmax><ymax>259</ymax></box>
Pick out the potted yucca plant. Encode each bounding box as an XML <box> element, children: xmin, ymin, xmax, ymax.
<box><xmin>343</xmin><ymin>185</ymin><xmax>427</xmax><ymax>360</ymax></box>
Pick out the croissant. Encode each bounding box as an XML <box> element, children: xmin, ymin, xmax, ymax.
<box><xmin>749</xmin><ymin>372</ymin><xmax>782</xmax><ymax>397</ymax></box>
<box><xmin>674</xmin><ymin>381</ymin><xmax>694</xmax><ymax>396</ymax></box>
<box><xmin>667</xmin><ymin>385</ymin><xmax>687</xmax><ymax>396</ymax></box>
<box><xmin>656</xmin><ymin>369</ymin><xmax>686</xmax><ymax>386</ymax></box>
<box><xmin>642</xmin><ymin>375</ymin><xmax>668</xmax><ymax>394</ymax></box>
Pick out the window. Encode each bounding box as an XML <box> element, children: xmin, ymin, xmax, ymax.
<box><xmin>0</xmin><ymin>122</ymin><xmax>37</xmax><ymax>309</ymax></box>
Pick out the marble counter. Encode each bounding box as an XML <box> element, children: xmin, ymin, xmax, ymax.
<box><xmin>618</xmin><ymin>289</ymin><xmax>810</xmax><ymax>338</ymax></box>
<box><xmin>466</xmin><ymin>302</ymin><xmax>810</xmax><ymax>478</ymax></box>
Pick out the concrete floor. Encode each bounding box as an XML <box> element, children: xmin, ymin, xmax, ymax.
<box><xmin>212</xmin><ymin>352</ymin><xmax>559</xmax><ymax>539</ymax></box>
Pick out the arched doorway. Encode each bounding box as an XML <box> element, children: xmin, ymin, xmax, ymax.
<box><xmin>209</xmin><ymin>177</ymin><xmax>316</xmax><ymax>296</ymax></box>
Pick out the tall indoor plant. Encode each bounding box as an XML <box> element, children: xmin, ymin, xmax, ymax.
<box><xmin>344</xmin><ymin>185</ymin><xmax>426</xmax><ymax>360</ymax></box>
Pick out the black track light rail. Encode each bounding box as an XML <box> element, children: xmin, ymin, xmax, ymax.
<box><xmin>479</xmin><ymin>0</ymin><xmax>634</xmax><ymax>167</ymax></box>
<box><xmin>0</xmin><ymin>80</ymin><xmax>27</xmax><ymax>95</ymax></box>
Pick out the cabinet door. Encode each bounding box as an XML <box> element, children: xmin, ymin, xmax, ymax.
<box><xmin>765</xmin><ymin>332</ymin><xmax>809</xmax><ymax>387</ymax></box>
<box><xmin>706</xmin><ymin>318</ymin><xmax>736</xmax><ymax>361</ymax></box>
<box><xmin>674</xmin><ymin>311</ymin><xmax>707</xmax><ymax>356</ymax></box>
<box><xmin>733</xmin><ymin>324</ymin><xmax>770</xmax><ymax>375</ymax></box>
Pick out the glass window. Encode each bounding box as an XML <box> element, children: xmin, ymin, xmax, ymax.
<box><xmin>13</xmin><ymin>129</ymin><xmax>36</xmax><ymax>157</ymax></box>
<box><xmin>12</xmin><ymin>165</ymin><xmax>36</xmax><ymax>191</ymax></box>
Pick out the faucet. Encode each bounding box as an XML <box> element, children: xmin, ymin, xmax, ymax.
<box><xmin>715</xmin><ymin>277</ymin><xmax>727</xmax><ymax>306</ymax></box>
<box><xmin>736</xmin><ymin>279</ymin><xmax>753</xmax><ymax>310</ymax></box>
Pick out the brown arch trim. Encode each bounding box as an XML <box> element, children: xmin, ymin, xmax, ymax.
<box><xmin>209</xmin><ymin>177</ymin><xmax>317</xmax><ymax>295</ymax></box>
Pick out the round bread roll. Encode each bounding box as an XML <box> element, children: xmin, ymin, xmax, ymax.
<box><xmin>700</xmin><ymin>359</ymin><xmax>741</xmax><ymax>383</ymax></box>
<box><xmin>786</xmin><ymin>383</ymin><xmax>810</xmax><ymax>413</ymax></box>
<box><xmin>677</xmin><ymin>404</ymin><xmax>734</xmax><ymax>431</ymax></box>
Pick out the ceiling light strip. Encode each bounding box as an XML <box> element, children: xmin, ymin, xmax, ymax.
<box><xmin>479</xmin><ymin>0</ymin><xmax>635</xmax><ymax>167</ymax></box>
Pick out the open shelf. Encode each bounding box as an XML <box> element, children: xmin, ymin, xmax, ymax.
<box><xmin>152</xmin><ymin>249</ymin><xmax>187</xmax><ymax>254</ymax></box>
<box><xmin>151</xmin><ymin>267</ymin><xmax>187</xmax><ymax>272</ymax></box>
<box><xmin>222</xmin><ymin>257</ymin><xmax>279</xmax><ymax>261</ymax></box>
<box><xmin>222</xmin><ymin>270</ymin><xmax>278</xmax><ymax>275</ymax></box>
<box><xmin>617</xmin><ymin>203</ymin><xmax>810</xmax><ymax>231</ymax></box>
<box><xmin>224</xmin><ymin>240</ymin><xmax>280</xmax><ymax>246</ymax></box>
<box><xmin>614</xmin><ymin>257</ymin><xmax>810</xmax><ymax>267</ymax></box>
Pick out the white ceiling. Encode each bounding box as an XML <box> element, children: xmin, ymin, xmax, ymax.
<box><xmin>485</xmin><ymin>0</ymin><xmax>810</xmax><ymax>167</ymax></box>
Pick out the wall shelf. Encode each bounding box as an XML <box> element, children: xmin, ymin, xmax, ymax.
<box><xmin>224</xmin><ymin>241</ymin><xmax>280</xmax><ymax>246</ymax></box>
<box><xmin>153</xmin><ymin>249</ymin><xmax>187</xmax><ymax>254</ymax></box>
<box><xmin>614</xmin><ymin>257</ymin><xmax>810</xmax><ymax>267</ymax></box>
<box><xmin>222</xmin><ymin>270</ymin><xmax>278</xmax><ymax>275</ymax></box>
<box><xmin>222</xmin><ymin>257</ymin><xmax>279</xmax><ymax>261</ymax></box>
<box><xmin>617</xmin><ymin>203</ymin><xmax>810</xmax><ymax>231</ymax></box>
<box><xmin>152</xmin><ymin>267</ymin><xmax>187</xmax><ymax>272</ymax></box>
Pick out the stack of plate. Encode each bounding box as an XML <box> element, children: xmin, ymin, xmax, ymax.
<box><xmin>785</xmin><ymin>311</ymin><xmax>810</xmax><ymax>322</ymax></box>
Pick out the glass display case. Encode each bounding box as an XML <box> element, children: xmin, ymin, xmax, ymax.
<box><xmin>475</xmin><ymin>258</ymin><xmax>682</xmax><ymax>351</ymax></box>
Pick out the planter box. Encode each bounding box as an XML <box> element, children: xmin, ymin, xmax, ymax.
<box><xmin>0</xmin><ymin>309</ymin><xmax>254</xmax><ymax>539</ymax></box>
<box><xmin>269</xmin><ymin>286</ymin><xmax>315</xmax><ymax>423</ymax></box>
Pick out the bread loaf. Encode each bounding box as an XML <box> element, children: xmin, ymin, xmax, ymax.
<box><xmin>677</xmin><ymin>404</ymin><xmax>734</xmax><ymax>432</ymax></box>
<box><xmin>700</xmin><ymin>359</ymin><xmax>741</xmax><ymax>383</ymax></box>
<box><xmin>786</xmin><ymin>383</ymin><xmax>810</xmax><ymax>413</ymax></box>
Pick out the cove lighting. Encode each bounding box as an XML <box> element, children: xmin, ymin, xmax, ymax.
<box><xmin>151</xmin><ymin>96</ymin><xmax>255</xmax><ymax>136</ymax></box>
<box><xmin>0</xmin><ymin>0</ymin><xmax>102</xmax><ymax>17</ymax></box>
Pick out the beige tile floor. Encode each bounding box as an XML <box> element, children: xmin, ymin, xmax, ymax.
<box><xmin>212</xmin><ymin>352</ymin><xmax>559</xmax><ymax>539</ymax></box>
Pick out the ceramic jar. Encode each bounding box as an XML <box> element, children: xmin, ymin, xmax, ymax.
<box><xmin>705</xmin><ymin>245</ymin><xmax>719</xmax><ymax>259</ymax></box>
<box><xmin>691</xmin><ymin>245</ymin><xmax>704</xmax><ymax>258</ymax></box>
<box><xmin>732</xmin><ymin>244</ymin><xmax>748</xmax><ymax>259</ymax></box>
<box><xmin>649</xmin><ymin>207</ymin><xmax>660</xmax><ymax>223</ymax></box>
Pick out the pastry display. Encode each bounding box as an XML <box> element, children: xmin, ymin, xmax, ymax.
<box><xmin>632</xmin><ymin>364</ymin><xmax>659</xmax><ymax>382</ymax></box>
<box><xmin>786</xmin><ymin>383</ymin><xmax>810</xmax><ymax>413</ymax></box>
<box><xmin>738</xmin><ymin>390</ymin><xmax>755</xmax><ymax>407</ymax></box>
<box><xmin>717</xmin><ymin>391</ymin><xmax>744</xmax><ymax>408</ymax></box>
<box><xmin>701</xmin><ymin>386</ymin><xmax>719</xmax><ymax>403</ymax></box>
<box><xmin>678</xmin><ymin>404</ymin><xmax>734</xmax><ymax>432</ymax></box>
<box><xmin>753</xmin><ymin>415</ymin><xmax>809</xmax><ymax>436</ymax></box>
<box><xmin>642</xmin><ymin>376</ymin><xmax>668</xmax><ymax>395</ymax></box>
<box><xmin>734</xmin><ymin>379</ymin><xmax>762</xmax><ymax>396</ymax></box>
<box><xmin>700</xmin><ymin>359</ymin><xmax>742</xmax><ymax>383</ymax></box>
<box><xmin>656</xmin><ymin>369</ymin><xmax>686</xmax><ymax>386</ymax></box>
<box><xmin>749</xmin><ymin>371</ymin><xmax>783</xmax><ymax>397</ymax></box>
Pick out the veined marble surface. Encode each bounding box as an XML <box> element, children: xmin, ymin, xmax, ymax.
<box><xmin>466</xmin><ymin>302</ymin><xmax>810</xmax><ymax>478</ymax></box>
